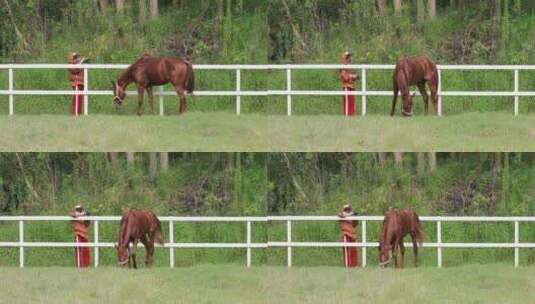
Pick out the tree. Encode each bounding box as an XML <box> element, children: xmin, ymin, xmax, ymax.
<box><xmin>428</xmin><ymin>152</ymin><xmax>437</xmax><ymax>172</ymax></box>
<box><xmin>99</xmin><ymin>0</ymin><xmax>109</xmax><ymax>12</ymax></box>
<box><xmin>149</xmin><ymin>152</ymin><xmax>158</xmax><ymax>177</ymax></box>
<box><xmin>394</xmin><ymin>152</ymin><xmax>403</xmax><ymax>167</ymax></box>
<box><xmin>417</xmin><ymin>0</ymin><xmax>425</xmax><ymax>23</ymax></box>
<box><xmin>394</xmin><ymin>0</ymin><xmax>403</xmax><ymax>13</ymax></box>
<box><xmin>139</xmin><ymin>0</ymin><xmax>147</xmax><ymax>25</ymax></box>
<box><xmin>160</xmin><ymin>152</ymin><xmax>169</xmax><ymax>171</ymax></box>
<box><xmin>377</xmin><ymin>0</ymin><xmax>387</xmax><ymax>15</ymax></box>
<box><xmin>428</xmin><ymin>0</ymin><xmax>436</xmax><ymax>19</ymax></box>
<box><xmin>126</xmin><ymin>152</ymin><xmax>135</xmax><ymax>165</ymax></box>
<box><xmin>150</xmin><ymin>0</ymin><xmax>158</xmax><ymax>18</ymax></box>
<box><xmin>116</xmin><ymin>0</ymin><xmax>125</xmax><ymax>13</ymax></box>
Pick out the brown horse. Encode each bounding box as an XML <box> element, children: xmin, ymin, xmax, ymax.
<box><xmin>378</xmin><ymin>208</ymin><xmax>424</xmax><ymax>268</ymax></box>
<box><xmin>112</xmin><ymin>54</ymin><xmax>194</xmax><ymax>115</ymax></box>
<box><xmin>390</xmin><ymin>56</ymin><xmax>439</xmax><ymax>117</ymax></box>
<box><xmin>115</xmin><ymin>209</ymin><xmax>164</xmax><ymax>268</ymax></box>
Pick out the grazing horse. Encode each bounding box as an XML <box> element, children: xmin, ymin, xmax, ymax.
<box><xmin>115</xmin><ymin>209</ymin><xmax>164</xmax><ymax>268</ymax></box>
<box><xmin>390</xmin><ymin>56</ymin><xmax>439</xmax><ymax>117</ymax></box>
<box><xmin>112</xmin><ymin>54</ymin><xmax>194</xmax><ymax>115</ymax></box>
<box><xmin>378</xmin><ymin>208</ymin><xmax>424</xmax><ymax>268</ymax></box>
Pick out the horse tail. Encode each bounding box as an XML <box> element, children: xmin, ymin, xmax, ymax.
<box><xmin>414</xmin><ymin>214</ymin><xmax>425</xmax><ymax>248</ymax></box>
<box><xmin>153</xmin><ymin>215</ymin><xmax>165</xmax><ymax>245</ymax></box>
<box><xmin>185</xmin><ymin>62</ymin><xmax>194</xmax><ymax>94</ymax></box>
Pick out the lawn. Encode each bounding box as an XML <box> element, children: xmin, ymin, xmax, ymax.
<box><xmin>0</xmin><ymin>112</ymin><xmax>534</xmax><ymax>151</ymax></box>
<box><xmin>1</xmin><ymin>264</ymin><xmax>534</xmax><ymax>303</ymax></box>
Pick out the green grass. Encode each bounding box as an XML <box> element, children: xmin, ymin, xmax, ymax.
<box><xmin>1</xmin><ymin>265</ymin><xmax>534</xmax><ymax>303</ymax></box>
<box><xmin>0</xmin><ymin>112</ymin><xmax>534</xmax><ymax>151</ymax></box>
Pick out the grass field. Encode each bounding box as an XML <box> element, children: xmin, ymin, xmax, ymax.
<box><xmin>0</xmin><ymin>112</ymin><xmax>534</xmax><ymax>151</ymax></box>
<box><xmin>1</xmin><ymin>264</ymin><xmax>534</xmax><ymax>303</ymax></box>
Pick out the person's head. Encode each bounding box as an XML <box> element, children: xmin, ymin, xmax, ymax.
<box><xmin>341</xmin><ymin>51</ymin><xmax>352</xmax><ymax>64</ymax></box>
<box><xmin>73</xmin><ymin>204</ymin><xmax>87</xmax><ymax>216</ymax></box>
<box><xmin>340</xmin><ymin>203</ymin><xmax>356</xmax><ymax>217</ymax></box>
<box><xmin>111</xmin><ymin>80</ymin><xmax>126</xmax><ymax>105</ymax></box>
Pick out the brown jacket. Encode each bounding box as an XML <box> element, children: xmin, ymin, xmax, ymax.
<box><xmin>67</xmin><ymin>53</ymin><xmax>84</xmax><ymax>87</ymax></box>
<box><xmin>339</xmin><ymin>210</ymin><xmax>357</xmax><ymax>239</ymax></box>
<box><xmin>70</xmin><ymin>211</ymin><xmax>90</xmax><ymax>239</ymax></box>
<box><xmin>339</xmin><ymin>52</ymin><xmax>359</xmax><ymax>89</ymax></box>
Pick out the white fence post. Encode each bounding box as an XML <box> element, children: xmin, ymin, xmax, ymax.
<box><xmin>286</xmin><ymin>69</ymin><xmax>292</xmax><ymax>116</ymax></box>
<box><xmin>361</xmin><ymin>68</ymin><xmax>367</xmax><ymax>116</ymax></box>
<box><xmin>287</xmin><ymin>220</ymin><xmax>292</xmax><ymax>267</ymax></box>
<box><xmin>83</xmin><ymin>68</ymin><xmax>88</xmax><ymax>115</ymax></box>
<box><xmin>94</xmin><ymin>220</ymin><xmax>99</xmax><ymax>267</ymax></box>
<box><xmin>514</xmin><ymin>69</ymin><xmax>519</xmax><ymax>116</ymax></box>
<box><xmin>437</xmin><ymin>220</ymin><xmax>442</xmax><ymax>268</ymax></box>
<box><xmin>437</xmin><ymin>69</ymin><xmax>442</xmax><ymax>117</ymax></box>
<box><xmin>236</xmin><ymin>69</ymin><xmax>241</xmax><ymax>115</ymax></box>
<box><xmin>8</xmin><ymin>68</ymin><xmax>13</xmax><ymax>115</ymax></box>
<box><xmin>19</xmin><ymin>220</ymin><xmax>24</xmax><ymax>268</ymax></box>
<box><xmin>159</xmin><ymin>86</ymin><xmax>164</xmax><ymax>116</ymax></box>
<box><xmin>514</xmin><ymin>221</ymin><xmax>519</xmax><ymax>268</ymax></box>
<box><xmin>169</xmin><ymin>220</ymin><xmax>174</xmax><ymax>268</ymax></box>
<box><xmin>246</xmin><ymin>220</ymin><xmax>252</xmax><ymax>267</ymax></box>
<box><xmin>361</xmin><ymin>220</ymin><xmax>367</xmax><ymax>267</ymax></box>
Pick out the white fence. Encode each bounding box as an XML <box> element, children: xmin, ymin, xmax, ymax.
<box><xmin>1</xmin><ymin>64</ymin><xmax>534</xmax><ymax>116</ymax></box>
<box><xmin>1</xmin><ymin>215</ymin><xmax>534</xmax><ymax>268</ymax></box>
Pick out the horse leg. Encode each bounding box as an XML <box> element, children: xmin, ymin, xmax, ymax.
<box><xmin>390</xmin><ymin>80</ymin><xmax>399</xmax><ymax>116</ymax></box>
<box><xmin>176</xmin><ymin>89</ymin><xmax>187</xmax><ymax>114</ymax></box>
<box><xmin>399</xmin><ymin>241</ymin><xmax>405</xmax><ymax>269</ymax></box>
<box><xmin>145</xmin><ymin>240</ymin><xmax>154</xmax><ymax>267</ymax></box>
<box><xmin>137</xmin><ymin>86</ymin><xmax>145</xmax><ymax>116</ymax></box>
<box><xmin>427</xmin><ymin>74</ymin><xmax>439</xmax><ymax>115</ymax></box>
<box><xmin>131</xmin><ymin>240</ymin><xmax>138</xmax><ymax>269</ymax></box>
<box><xmin>146</xmin><ymin>86</ymin><xmax>155</xmax><ymax>115</ymax></box>
<box><xmin>412</xmin><ymin>234</ymin><xmax>419</xmax><ymax>267</ymax></box>
<box><xmin>417</xmin><ymin>82</ymin><xmax>429</xmax><ymax>115</ymax></box>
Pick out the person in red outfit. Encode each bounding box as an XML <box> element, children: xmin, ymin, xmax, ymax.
<box><xmin>339</xmin><ymin>204</ymin><xmax>359</xmax><ymax>267</ymax></box>
<box><xmin>70</xmin><ymin>204</ymin><xmax>91</xmax><ymax>268</ymax></box>
<box><xmin>67</xmin><ymin>52</ymin><xmax>88</xmax><ymax>116</ymax></box>
<box><xmin>339</xmin><ymin>51</ymin><xmax>359</xmax><ymax>116</ymax></box>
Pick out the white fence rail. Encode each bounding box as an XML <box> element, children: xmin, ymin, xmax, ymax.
<box><xmin>1</xmin><ymin>215</ymin><xmax>534</xmax><ymax>268</ymax></box>
<box><xmin>1</xmin><ymin>64</ymin><xmax>534</xmax><ymax>116</ymax></box>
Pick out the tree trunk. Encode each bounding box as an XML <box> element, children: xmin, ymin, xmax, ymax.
<box><xmin>126</xmin><ymin>152</ymin><xmax>135</xmax><ymax>165</ymax></box>
<box><xmin>99</xmin><ymin>0</ymin><xmax>109</xmax><ymax>12</ymax></box>
<box><xmin>417</xmin><ymin>0</ymin><xmax>425</xmax><ymax>23</ymax></box>
<box><xmin>149</xmin><ymin>152</ymin><xmax>158</xmax><ymax>177</ymax></box>
<box><xmin>150</xmin><ymin>0</ymin><xmax>158</xmax><ymax>18</ymax></box>
<box><xmin>160</xmin><ymin>152</ymin><xmax>169</xmax><ymax>171</ymax></box>
<box><xmin>428</xmin><ymin>0</ymin><xmax>436</xmax><ymax>19</ymax></box>
<box><xmin>139</xmin><ymin>0</ymin><xmax>147</xmax><ymax>25</ymax></box>
<box><xmin>377</xmin><ymin>0</ymin><xmax>387</xmax><ymax>15</ymax></box>
<box><xmin>116</xmin><ymin>0</ymin><xmax>125</xmax><ymax>13</ymax></box>
<box><xmin>428</xmin><ymin>152</ymin><xmax>437</xmax><ymax>172</ymax></box>
<box><xmin>417</xmin><ymin>152</ymin><xmax>425</xmax><ymax>176</ymax></box>
<box><xmin>108</xmin><ymin>152</ymin><xmax>118</xmax><ymax>168</ymax></box>
<box><xmin>394</xmin><ymin>152</ymin><xmax>403</xmax><ymax>167</ymax></box>
<box><xmin>378</xmin><ymin>152</ymin><xmax>387</xmax><ymax>166</ymax></box>
<box><xmin>394</xmin><ymin>0</ymin><xmax>403</xmax><ymax>13</ymax></box>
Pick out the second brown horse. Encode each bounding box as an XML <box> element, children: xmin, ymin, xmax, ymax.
<box><xmin>390</xmin><ymin>56</ymin><xmax>439</xmax><ymax>117</ymax></box>
<box><xmin>113</xmin><ymin>54</ymin><xmax>194</xmax><ymax>115</ymax></box>
<box><xmin>378</xmin><ymin>208</ymin><xmax>424</xmax><ymax>268</ymax></box>
<box><xmin>116</xmin><ymin>209</ymin><xmax>164</xmax><ymax>268</ymax></box>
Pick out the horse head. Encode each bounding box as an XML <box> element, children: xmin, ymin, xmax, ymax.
<box><xmin>111</xmin><ymin>81</ymin><xmax>126</xmax><ymax>106</ymax></box>
<box><xmin>378</xmin><ymin>242</ymin><xmax>393</xmax><ymax>268</ymax></box>
<box><xmin>401</xmin><ymin>92</ymin><xmax>416</xmax><ymax>117</ymax></box>
<box><xmin>115</xmin><ymin>243</ymin><xmax>129</xmax><ymax>266</ymax></box>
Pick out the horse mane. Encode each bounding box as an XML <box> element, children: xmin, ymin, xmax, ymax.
<box><xmin>118</xmin><ymin>210</ymin><xmax>134</xmax><ymax>248</ymax></box>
